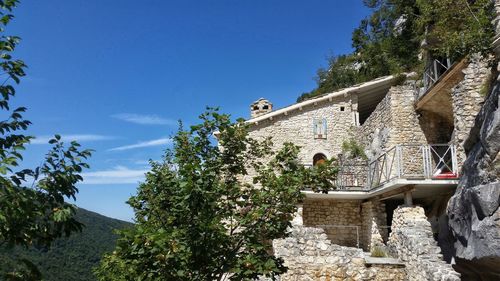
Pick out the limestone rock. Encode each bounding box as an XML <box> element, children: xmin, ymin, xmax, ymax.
<box><xmin>447</xmin><ymin>63</ymin><xmax>500</xmax><ymax>279</ymax></box>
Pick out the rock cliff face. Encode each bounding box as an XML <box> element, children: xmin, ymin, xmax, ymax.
<box><xmin>447</xmin><ymin>70</ymin><xmax>500</xmax><ymax>279</ymax></box>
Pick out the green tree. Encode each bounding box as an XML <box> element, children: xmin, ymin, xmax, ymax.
<box><xmin>96</xmin><ymin>109</ymin><xmax>338</xmax><ymax>281</ymax></box>
<box><xmin>416</xmin><ymin>0</ymin><xmax>495</xmax><ymax>61</ymax></box>
<box><xmin>352</xmin><ymin>0</ymin><xmax>422</xmax><ymax>76</ymax></box>
<box><xmin>299</xmin><ymin>0</ymin><xmax>496</xmax><ymax>101</ymax></box>
<box><xmin>0</xmin><ymin>1</ymin><xmax>92</xmax><ymax>279</ymax></box>
<box><xmin>297</xmin><ymin>54</ymin><xmax>365</xmax><ymax>102</ymax></box>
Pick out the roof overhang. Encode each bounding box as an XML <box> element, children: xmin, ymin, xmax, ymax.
<box><xmin>246</xmin><ymin>75</ymin><xmax>400</xmax><ymax>125</ymax></box>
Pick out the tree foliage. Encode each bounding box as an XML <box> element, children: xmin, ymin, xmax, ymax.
<box><xmin>298</xmin><ymin>0</ymin><xmax>496</xmax><ymax>101</ymax></box>
<box><xmin>341</xmin><ymin>139</ymin><xmax>368</xmax><ymax>160</ymax></box>
<box><xmin>1</xmin><ymin>208</ymin><xmax>131</xmax><ymax>281</ymax></box>
<box><xmin>0</xmin><ymin>1</ymin><xmax>92</xmax><ymax>279</ymax></box>
<box><xmin>96</xmin><ymin>109</ymin><xmax>338</xmax><ymax>281</ymax></box>
<box><xmin>297</xmin><ymin>54</ymin><xmax>366</xmax><ymax>102</ymax></box>
<box><xmin>416</xmin><ymin>0</ymin><xmax>495</xmax><ymax>61</ymax></box>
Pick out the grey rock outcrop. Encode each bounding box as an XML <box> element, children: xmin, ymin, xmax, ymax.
<box><xmin>447</xmin><ymin>70</ymin><xmax>500</xmax><ymax>279</ymax></box>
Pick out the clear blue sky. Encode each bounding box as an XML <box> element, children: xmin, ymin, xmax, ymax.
<box><xmin>10</xmin><ymin>0</ymin><xmax>370</xmax><ymax>221</ymax></box>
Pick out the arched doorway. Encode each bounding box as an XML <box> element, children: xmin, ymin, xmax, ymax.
<box><xmin>313</xmin><ymin>153</ymin><xmax>327</xmax><ymax>166</ymax></box>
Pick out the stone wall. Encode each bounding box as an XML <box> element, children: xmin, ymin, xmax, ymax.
<box><xmin>418</xmin><ymin>110</ymin><xmax>454</xmax><ymax>144</ymax></box>
<box><xmin>450</xmin><ymin>57</ymin><xmax>491</xmax><ymax>166</ymax></box>
<box><xmin>356</xmin><ymin>88</ymin><xmax>392</xmax><ymax>159</ymax></box>
<box><xmin>302</xmin><ymin>199</ymin><xmax>389</xmax><ymax>252</ymax></box>
<box><xmin>356</xmin><ymin>82</ymin><xmax>427</xmax><ymax>161</ymax></box>
<box><xmin>303</xmin><ymin>199</ymin><xmax>361</xmax><ymax>247</ymax></box>
<box><xmin>361</xmin><ymin>200</ymin><xmax>388</xmax><ymax>252</ymax></box>
<box><xmin>247</xmin><ymin>95</ymin><xmax>355</xmax><ymax>166</ymax></box>
<box><xmin>388</xmin><ymin>206</ymin><xmax>460</xmax><ymax>281</ymax></box>
<box><xmin>269</xmin><ymin>225</ymin><xmax>406</xmax><ymax>281</ymax></box>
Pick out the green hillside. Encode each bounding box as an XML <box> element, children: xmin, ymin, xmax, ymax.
<box><xmin>0</xmin><ymin>208</ymin><xmax>132</xmax><ymax>281</ymax></box>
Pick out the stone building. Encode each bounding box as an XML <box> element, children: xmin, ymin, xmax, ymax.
<box><xmin>245</xmin><ymin>53</ymin><xmax>492</xmax><ymax>280</ymax></box>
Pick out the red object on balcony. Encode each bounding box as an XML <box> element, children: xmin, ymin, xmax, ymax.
<box><xmin>433</xmin><ymin>171</ymin><xmax>458</xmax><ymax>179</ymax></box>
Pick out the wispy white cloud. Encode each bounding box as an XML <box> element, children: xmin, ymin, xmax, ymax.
<box><xmin>31</xmin><ymin>134</ymin><xmax>115</xmax><ymax>145</ymax></box>
<box><xmin>133</xmin><ymin>159</ymin><xmax>154</xmax><ymax>165</ymax></box>
<box><xmin>80</xmin><ymin>165</ymin><xmax>148</xmax><ymax>185</ymax></box>
<box><xmin>112</xmin><ymin>113</ymin><xmax>177</xmax><ymax>125</ymax></box>
<box><xmin>108</xmin><ymin>137</ymin><xmax>172</xmax><ymax>152</ymax></box>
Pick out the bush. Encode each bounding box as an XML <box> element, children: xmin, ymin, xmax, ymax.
<box><xmin>370</xmin><ymin>246</ymin><xmax>388</xmax><ymax>258</ymax></box>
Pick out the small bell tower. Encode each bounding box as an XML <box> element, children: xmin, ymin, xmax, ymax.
<box><xmin>250</xmin><ymin>98</ymin><xmax>273</xmax><ymax>118</ymax></box>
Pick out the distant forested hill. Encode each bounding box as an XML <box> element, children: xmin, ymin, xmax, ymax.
<box><xmin>0</xmin><ymin>208</ymin><xmax>132</xmax><ymax>281</ymax></box>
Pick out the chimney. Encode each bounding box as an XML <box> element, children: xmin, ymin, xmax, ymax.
<box><xmin>250</xmin><ymin>98</ymin><xmax>273</xmax><ymax>118</ymax></box>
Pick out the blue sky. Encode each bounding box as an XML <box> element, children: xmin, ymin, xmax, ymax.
<box><xmin>10</xmin><ymin>0</ymin><xmax>370</xmax><ymax>221</ymax></box>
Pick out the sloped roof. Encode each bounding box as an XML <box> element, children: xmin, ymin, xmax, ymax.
<box><xmin>246</xmin><ymin>75</ymin><xmax>398</xmax><ymax>124</ymax></box>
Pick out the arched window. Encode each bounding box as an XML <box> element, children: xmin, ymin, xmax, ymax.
<box><xmin>313</xmin><ymin>153</ymin><xmax>327</xmax><ymax>166</ymax></box>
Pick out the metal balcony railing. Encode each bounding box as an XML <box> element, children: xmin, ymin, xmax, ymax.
<box><xmin>414</xmin><ymin>57</ymin><xmax>455</xmax><ymax>101</ymax></box>
<box><xmin>337</xmin><ymin>159</ymin><xmax>369</xmax><ymax>190</ymax></box>
<box><xmin>423</xmin><ymin>58</ymin><xmax>453</xmax><ymax>92</ymax></box>
<box><xmin>337</xmin><ymin>144</ymin><xmax>459</xmax><ymax>191</ymax></box>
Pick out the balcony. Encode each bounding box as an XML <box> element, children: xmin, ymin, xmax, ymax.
<box><xmin>304</xmin><ymin>144</ymin><xmax>460</xmax><ymax>200</ymax></box>
<box><xmin>415</xmin><ymin>59</ymin><xmax>467</xmax><ymax>110</ymax></box>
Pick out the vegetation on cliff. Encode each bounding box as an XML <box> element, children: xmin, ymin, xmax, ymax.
<box><xmin>298</xmin><ymin>0</ymin><xmax>496</xmax><ymax>102</ymax></box>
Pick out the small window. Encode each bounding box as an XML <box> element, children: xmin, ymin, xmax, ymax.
<box><xmin>340</xmin><ymin>106</ymin><xmax>345</xmax><ymax>111</ymax></box>
<box><xmin>313</xmin><ymin>153</ymin><xmax>327</xmax><ymax>166</ymax></box>
<box><xmin>262</xmin><ymin>105</ymin><xmax>269</xmax><ymax>110</ymax></box>
<box><xmin>253</xmin><ymin>106</ymin><xmax>259</xmax><ymax>110</ymax></box>
<box><xmin>313</xmin><ymin>118</ymin><xmax>327</xmax><ymax>139</ymax></box>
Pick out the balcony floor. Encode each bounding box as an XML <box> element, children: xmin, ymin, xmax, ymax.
<box><xmin>303</xmin><ymin>178</ymin><xmax>459</xmax><ymax>200</ymax></box>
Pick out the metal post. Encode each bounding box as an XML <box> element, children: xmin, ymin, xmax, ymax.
<box><xmin>433</xmin><ymin>59</ymin><xmax>439</xmax><ymax>81</ymax></box>
<box><xmin>396</xmin><ymin>145</ymin><xmax>402</xmax><ymax>178</ymax></box>
<box><xmin>422</xmin><ymin>146</ymin><xmax>427</xmax><ymax>178</ymax></box>
<box><xmin>356</xmin><ymin>226</ymin><xmax>360</xmax><ymax>248</ymax></box>
<box><xmin>423</xmin><ymin>145</ymin><xmax>431</xmax><ymax>178</ymax></box>
<box><xmin>451</xmin><ymin>145</ymin><xmax>458</xmax><ymax>176</ymax></box>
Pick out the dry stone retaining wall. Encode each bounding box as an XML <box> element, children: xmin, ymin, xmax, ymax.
<box><xmin>388</xmin><ymin>206</ymin><xmax>460</xmax><ymax>281</ymax></box>
<box><xmin>269</xmin><ymin>226</ymin><xmax>406</xmax><ymax>281</ymax></box>
<box><xmin>303</xmin><ymin>199</ymin><xmax>362</xmax><ymax>247</ymax></box>
<box><xmin>361</xmin><ymin>200</ymin><xmax>388</xmax><ymax>252</ymax></box>
<box><xmin>450</xmin><ymin>57</ymin><xmax>491</xmax><ymax>166</ymax></box>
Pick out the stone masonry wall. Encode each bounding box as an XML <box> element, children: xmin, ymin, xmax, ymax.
<box><xmin>356</xmin><ymin>87</ymin><xmax>393</xmax><ymax>159</ymax></box>
<box><xmin>303</xmin><ymin>199</ymin><xmax>362</xmax><ymax>248</ymax></box>
<box><xmin>246</xmin><ymin>95</ymin><xmax>355</xmax><ymax>182</ymax></box>
<box><xmin>356</xmin><ymin>82</ymin><xmax>427</xmax><ymax>161</ymax></box>
<box><xmin>389</xmin><ymin>82</ymin><xmax>428</xmax><ymax>146</ymax></box>
<box><xmin>450</xmin><ymin>57</ymin><xmax>491</xmax><ymax>167</ymax></box>
<box><xmin>388</xmin><ymin>206</ymin><xmax>461</xmax><ymax>281</ymax></box>
<box><xmin>361</xmin><ymin>200</ymin><xmax>388</xmax><ymax>252</ymax></box>
<box><xmin>268</xmin><ymin>226</ymin><xmax>406</xmax><ymax>281</ymax></box>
